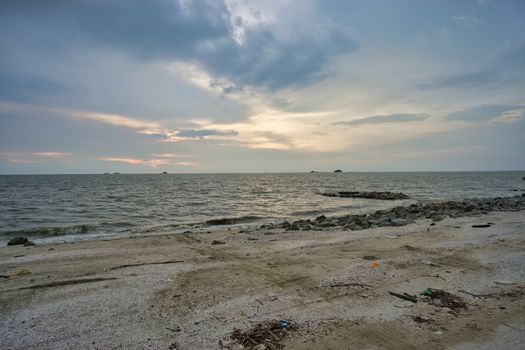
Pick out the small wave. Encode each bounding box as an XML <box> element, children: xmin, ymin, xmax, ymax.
<box><xmin>2</xmin><ymin>224</ymin><xmax>92</xmax><ymax>237</ymax></box>
<box><xmin>205</xmin><ymin>215</ymin><xmax>262</xmax><ymax>225</ymax></box>
<box><xmin>291</xmin><ymin>205</ymin><xmax>359</xmax><ymax>217</ymax></box>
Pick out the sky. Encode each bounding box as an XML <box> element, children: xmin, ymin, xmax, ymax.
<box><xmin>0</xmin><ymin>0</ymin><xmax>524</xmax><ymax>174</ymax></box>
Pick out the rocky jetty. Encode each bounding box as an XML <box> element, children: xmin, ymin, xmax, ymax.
<box><xmin>263</xmin><ymin>195</ymin><xmax>525</xmax><ymax>232</ymax></box>
<box><xmin>322</xmin><ymin>191</ymin><xmax>410</xmax><ymax>200</ymax></box>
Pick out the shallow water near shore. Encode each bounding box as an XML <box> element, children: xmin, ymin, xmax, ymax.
<box><xmin>0</xmin><ymin>171</ymin><xmax>523</xmax><ymax>244</ymax></box>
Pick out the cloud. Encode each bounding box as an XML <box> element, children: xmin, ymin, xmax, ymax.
<box><xmin>444</xmin><ymin>105</ymin><xmax>524</xmax><ymax>122</ymax></box>
<box><xmin>0</xmin><ymin>151</ymin><xmax>72</xmax><ymax>164</ymax></box>
<box><xmin>151</xmin><ymin>153</ymin><xmax>178</xmax><ymax>158</ymax></box>
<box><xmin>69</xmin><ymin>111</ymin><xmax>161</xmax><ymax>130</ymax></box>
<box><xmin>491</xmin><ymin>108</ymin><xmax>525</xmax><ymax>124</ymax></box>
<box><xmin>97</xmin><ymin>157</ymin><xmax>169</xmax><ymax>168</ymax></box>
<box><xmin>98</xmin><ymin>157</ymin><xmax>144</xmax><ymax>165</ymax></box>
<box><xmin>177</xmin><ymin>161</ymin><xmax>198</xmax><ymax>167</ymax></box>
<box><xmin>32</xmin><ymin>152</ymin><xmax>71</xmax><ymax>158</ymax></box>
<box><xmin>7</xmin><ymin>158</ymin><xmax>40</xmax><ymax>164</ymax></box>
<box><xmin>333</xmin><ymin>113</ymin><xmax>428</xmax><ymax>126</ymax></box>
<box><xmin>0</xmin><ymin>0</ymin><xmax>358</xmax><ymax>92</ymax></box>
<box><xmin>419</xmin><ymin>41</ymin><xmax>525</xmax><ymax>89</ymax></box>
<box><xmin>175</xmin><ymin>129</ymin><xmax>238</xmax><ymax>138</ymax></box>
<box><xmin>0</xmin><ymin>73</ymin><xmax>70</xmax><ymax>102</ymax></box>
<box><xmin>452</xmin><ymin>15</ymin><xmax>481</xmax><ymax>28</ymax></box>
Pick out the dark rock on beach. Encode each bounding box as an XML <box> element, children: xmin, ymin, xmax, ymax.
<box><xmin>7</xmin><ymin>236</ymin><xmax>33</xmax><ymax>246</ymax></box>
<box><xmin>322</xmin><ymin>191</ymin><xmax>410</xmax><ymax>200</ymax></box>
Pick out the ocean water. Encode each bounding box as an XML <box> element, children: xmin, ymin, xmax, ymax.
<box><xmin>0</xmin><ymin>172</ymin><xmax>523</xmax><ymax>245</ymax></box>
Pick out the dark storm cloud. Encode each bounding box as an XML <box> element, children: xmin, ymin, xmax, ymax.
<box><xmin>334</xmin><ymin>113</ymin><xmax>428</xmax><ymax>126</ymax></box>
<box><xmin>0</xmin><ymin>0</ymin><xmax>358</xmax><ymax>92</ymax></box>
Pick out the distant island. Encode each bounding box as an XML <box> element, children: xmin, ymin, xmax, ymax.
<box><xmin>333</xmin><ymin>169</ymin><xmax>342</xmax><ymax>173</ymax></box>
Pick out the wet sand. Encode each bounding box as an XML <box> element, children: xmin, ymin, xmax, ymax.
<box><xmin>1</xmin><ymin>211</ymin><xmax>524</xmax><ymax>349</ymax></box>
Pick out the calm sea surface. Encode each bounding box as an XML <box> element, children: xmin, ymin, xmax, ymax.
<box><xmin>0</xmin><ymin>172</ymin><xmax>523</xmax><ymax>245</ymax></box>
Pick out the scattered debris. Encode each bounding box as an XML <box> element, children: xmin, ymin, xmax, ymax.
<box><xmin>421</xmin><ymin>288</ymin><xmax>467</xmax><ymax>311</ymax></box>
<box><xmin>12</xmin><ymin>268</ymin><xmax>32</xmax><ymax>276</ymax></box>
<box><xmin>412</xmin><ymin>315</ymin><xmax>433</xmax><ymax>324</ymax></box>
<box><xmin>389</xmin><ymin>291</ymin><xmax>418</xmax><ymax>303</ymax></box>
<box><xmin>212</xmin><ymin>240</ymin><xmax>226</xmax><ymax>245</ymax></box>
<box><xmin>370</xmin><ymin>261</ymin><xmax>380</xmax><ymax>269</ymax></box>
<box><xmin>109</xmin><ymin>259</ymin><xmax>183</xmax><ymax>271</ymax></box>
<box><xmin>362</xmin><ymin>255</ymin><xmax>377</xmax><ymax>260</ymax></box>
<box><xmin>433</xmin><ymin>273</ymin><xmax>445</xmax><ymax>280</ymax></box>
<box><xmin>329</xmin><ymin>282</ymin><xmax>372</xmax><ymax>288</ymax></box>
<box><xmin>494</xmin><ymin>280</ymin><xmax>517</xmax><ymax>285</ymax></box>
<box><xmin>230</xmin><ymin>319</ymin><xmax>296</xmax><ymax>350</ymax></box>
<box><xmin>472</xmin><ymin>224</ymin><xmax>491</xmax><ymax>228</ymax></box>
<box><xmin>459</xmin><ymin>289</ymin><xmax>484</xmax><ymax>298</ymax></box>
<box><xmin>19</xmin><ymin>277</ymin><xmax>117</xmax><ymax>290</ymax></box>
<box><xmin>423</xmin><ymin>260</ymin><xmax>440</xmax><ymax>267</ymax></box>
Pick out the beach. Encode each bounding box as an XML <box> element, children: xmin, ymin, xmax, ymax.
<box><xmin>1</xmin><ymin>208</ymin><xmax>524</xmax><ymax>349</ymax></box>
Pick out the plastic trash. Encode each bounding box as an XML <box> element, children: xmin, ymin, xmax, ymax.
<box><xmin>370</xmin><ymin>261</ymin><xmax>380</xmax><ymax>269</ymax></box>
<box><xmin>422</xmin><ymin>289</ymin><xmax>433</xmax><ymax>296</ymax></box>
<box><xmin>423</xmin><ymin>260</ymin><xmax>439</xmax><ymax>267</ymax></box>
<box><xmin>279</xmin><ymin>320</ymin><xmax>289</xmax><ymax>329</ymax></box>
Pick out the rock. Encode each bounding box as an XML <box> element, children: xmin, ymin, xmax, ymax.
<box><xmin>333</xmin><ymin>169</ymin><xmax>342</xmax><ymax>172</ymax></box>
<box><xmin>7</xmin><ymin>237</ymin><xmax>33</xmax><ymax>246</ymax></box>
<box><xmin>391</xmin><ymin>218</ymin><xmax>408</xmax><ymax>226</ymax></box>
<box><xmin>206</xmin><ymin>218</ymin><xmax>236</xmax><ymax>225</ymax></box>
<box><xmin>322</xmin><ymin>191</ymin><xmax>410</xmax><ymax>200</ymax></box>
<box><xmin>211</xmin><ymin>240</ymin><xmax>225</xmax><ymax>245</ymax></box>
<box><xmin>315</xmin><ymin>215</ymin><xmax>327</xmax><ymax>222</ymax></box>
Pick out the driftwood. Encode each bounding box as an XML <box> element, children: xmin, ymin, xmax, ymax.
<box><xmin>389</xmin><ymin>291</ymin><xmax>418</xmax><ymax>302</ymax></box>
<box><xmin>19</xmin><ymin>277</ymin><xmax>117</xmax><ymax>290</ymax></box>
<box><xmin>330</xmin><ymin>282</ymin><xmax>373</xmax><ymax>288</ymax></box>
<box><xmin>109</xmin><ymin>259</ymin><xmax>183</xmax><ymax>271</ymax></box>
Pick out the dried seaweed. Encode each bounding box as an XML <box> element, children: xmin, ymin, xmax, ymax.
<box><xmin>230</xmin><ymin>320</ymin><xmax>296</xmax><ymax>349</ymax></box>
<box><xmin>422</xmin><ymin>288</ymin><xmax>467</xmax><ymax>311</ymax></box>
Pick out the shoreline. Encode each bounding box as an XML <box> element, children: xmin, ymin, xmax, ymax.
<box><xmin>1</xmin><ymin>207</ymin><xmax>524</xmax><ymax>349</ymax></box>
<box><xmin>3</xmin><ymin>194</ymin><xmax>524</xmax><ymax>247</ymax></box>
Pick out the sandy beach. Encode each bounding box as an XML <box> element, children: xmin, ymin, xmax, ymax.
<box><xmin>1</xmin><ymin>209</ymin><xmax>524</xmax><ymax>349</ymax></box>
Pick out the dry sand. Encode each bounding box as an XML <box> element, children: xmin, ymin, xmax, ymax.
<box><xmin>1</xmin><ymin>211</ymin><xmax>524</xmax><ymax>349</ymax></box>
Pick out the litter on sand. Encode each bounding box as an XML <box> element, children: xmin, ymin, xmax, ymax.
<box><xmin>228</xmin><ymin>319</ymin><xmax>296</xmax><ymax>349</ymax></box>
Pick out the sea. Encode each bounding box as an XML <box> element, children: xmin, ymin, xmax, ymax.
<box><xmin>1</xmin><ymin>172</ymin><xmax>523</xmax><ymax>245</ymax></box>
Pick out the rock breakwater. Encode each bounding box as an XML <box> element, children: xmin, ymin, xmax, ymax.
<box><xmin>265</xmin><ymin>195</ymin><xmax>525</xmax><ymax>231</ymax></box>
